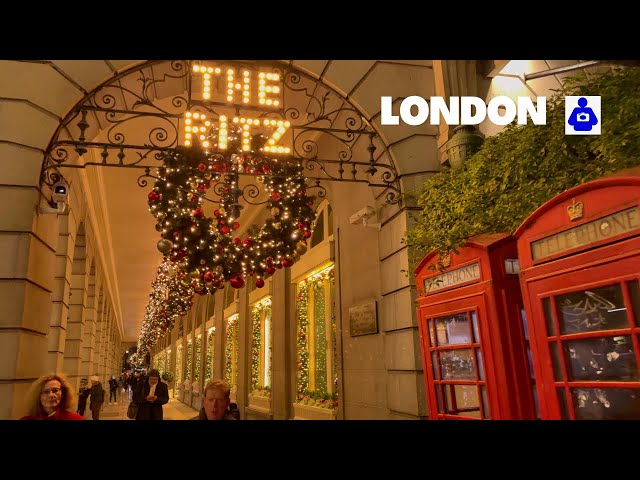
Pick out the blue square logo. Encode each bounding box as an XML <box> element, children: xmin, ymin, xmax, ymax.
<box><xmin>565</xmin><ymin>96</ymin><xmax>601</xmax><ymax>135</ymax></box>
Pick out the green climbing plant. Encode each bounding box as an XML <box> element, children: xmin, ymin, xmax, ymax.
<box><xmin>404</xmin><ymin>66</ymin><xmax>640</xmax><ymax>265</ymax></box>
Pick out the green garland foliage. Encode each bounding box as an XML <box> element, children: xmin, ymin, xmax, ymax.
<box><xmin>404</xmin><ymin>66</ymin><xmax>640</xmax><ymax>263</ymax></box>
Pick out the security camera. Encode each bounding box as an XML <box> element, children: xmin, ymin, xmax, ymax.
<box><xmin>52</xmin><ymin>180</ymin><xmax>69</xmax><ymax>204</ymax></box>
<box><xmin>349</xmin><ymin>205</ymin><xmax>380</xmax><ymax>229</ymax></box>
<box><xmin>38</xmin><ymin>180</ymin><xmax>69</xmax><ymax>215</ymax></box>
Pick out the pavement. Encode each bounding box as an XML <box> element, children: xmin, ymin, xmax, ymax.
<box><xmin>82</xmin><ymin>391</ymin><xmax>199</xmax><ymax>420</ymax></box>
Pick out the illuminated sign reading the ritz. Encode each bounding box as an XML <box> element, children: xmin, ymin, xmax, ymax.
<box><xmin>381</xmin><ymin>96</ymin><xmax>547</xmax><ymax>126</ymax></box>
<box><xmin>185</xmin><ymin>64</ymin><xmax>290</xmax><ymax>153</ymax></box>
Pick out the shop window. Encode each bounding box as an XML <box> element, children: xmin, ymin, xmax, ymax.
<box><xmin>427</xmin><ymin>311</ymin><xmax>490</xmax><ymax>419</ymax></box>
<box><xmin>251</xmin><ymin>298</ymin><xmax>272</xmax><ymax>395</ymax></box>
<box><xmin>542</xmin><ymin>280</ymin><xmax>640</xmax><ymax>419</ymax></box>
<box><xmin>224</xmin><ymin>314</ymin><xmax>239</xmax><ymax>387</ymax></box>
<box><xmin>309</xmin><ymin>201</ymin><xmax>334</xmax><ymax>249</ymax></box>
<box><xmin>295</xmin><ymin>264</ymin><xmax>337</xmax><ymax>408</ymax></box>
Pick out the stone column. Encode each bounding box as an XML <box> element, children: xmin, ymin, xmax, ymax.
<box><xmin>270</xmin><ymin>268</ymin><xmax>296</xmax><ymax>420</ymax></box>
<box><xmin>432</xmin><ymin>60</ymin><xmax>482</xmax><ymax>165</ymax></box>
<box><xmin>93</xmin><ymin>290</ymin><xmax>103</xmax><ymax>375</ymax></box>
<box><xmin>81</xmin><ymin>266</ymin><xmax>96</xmax><ymax>380</ymax></box>
<box><xmin>235</xmin><ymin>286</ymin><xmax>250</xmax><ymax>418</ymax></box>
<box><xmin>48</xmin><ymin>213</ymin><xmax>71</xmax><ymax>373</ymax></box>
<box><xmin>0</xmin><ymin>180</ymin><xmax>58</xmax><ymax>419</ymax></box>
<box><xmin>63</xmin><ymin>232</ymin><xmax>88</xmax><ymax>389</ymax></box>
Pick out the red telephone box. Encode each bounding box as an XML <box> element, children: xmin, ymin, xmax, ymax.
<box><xmin>515</xmin><ymin>170</ymin><xmax>640</xmax><ymax>419</ymax></box>
<box><xmin>414</xmin><ymin>234</ymin><xmax>536</xmax><ymax>420</ymax></box>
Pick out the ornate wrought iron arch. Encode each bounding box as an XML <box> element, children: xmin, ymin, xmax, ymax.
<box><xmin>40</xmin><ymin>60</ymin><xmax>401</xmax><ymax>205</ymax></box>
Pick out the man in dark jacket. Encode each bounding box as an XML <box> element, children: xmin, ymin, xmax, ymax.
<box><xmin>133</xmin><ymin>369</ymin><xmax>169</xmax><ymax>420</ymax></box>
<box><xmin>88</xmin><ymin>375</ymin><xmax>105</xmax><ymax>420</ymax></box>
<box><xmin>77</xmin><ymin>378</ymin><xmax>90</xmax><ymax>417</ymax></box>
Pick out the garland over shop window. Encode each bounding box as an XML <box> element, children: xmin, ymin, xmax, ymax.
<box><xmin>251</xmin><ymin>297</ymin><xmax>272</xmax><ymax>396</ymax></box>
<box><xmin>186</xmin><ymin>339</ymin><xmax>193</xmax><ymax>381</ymax></box>
<box><xmin>205</xmin><ymin>326</ymin><xmax>215</xmax><ymax>384</ymax></box>
<box><xmin>224</xmin><ymin>314</ymin><xmax>239</xmax><ymax>386</ymax></box>
<box><xmin>194</xmin><ymin>335</ymin><xmax>202</xmax><ymax>382</ymax></box>
<box><xmin>295</xmin><ymin>264</ymin><xmax>338</xmax><ymax>409</ymax></box>
<box><xmin>176</xmin><ymin>344</ymin><xmax>183</xmax><ymax>387</ymax></box>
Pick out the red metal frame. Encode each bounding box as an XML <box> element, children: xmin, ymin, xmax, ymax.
<box><xmin>516</xmin><ymin>170</ymin><xmax>640</xmax><ymax>419</ymax></box>
<box><xmin>415</xmin><ymin>234</ymin><xmax>536</xmax><ymax>420</ymax></box>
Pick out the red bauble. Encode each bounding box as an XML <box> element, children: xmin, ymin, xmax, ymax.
<box><xmin>214</xmin><ymin>209</ymin><xmax>220</xmax><ymax>217</ymax></box>
<box><xmin>173</xmin><ymin>231</ymin><xmax>181</xmax><ymax>238</ymax></box>
<box><xmin>307</xmin><ymin>199</ymin><xmax>314</xmax><ymax>207</ymax></box>
<box><xmin>198</xmin><ymin>163</ymin><xmax>207</xmax><ymax>171</ymax></box>
<box><xmin>197</xmin><ymin>184</ymin><xmax>206</xmax><ymax>193</ymax></box>
<box><xmin>203</xmin><ymin>271</ymin><xmax>214</xmax><ymax>283</ymax></box>
<box><xmin>265</xmin><ymin>257</ymin><xmax>273</xmax><ymax>264</ymax></box>
<box><xmin>297</xmin><ymin>222</ymin><xmax>305</xmax><ymax>229</ymax></box>
<box><xmin>233</xmin><ymin>221</ymin><xmax>240</xmax><ymax>230</ymax></box>
<box><xmin>303</xmin><ymin>230</ymin><xmax>312</xmax><ymax>238</ymax></box>
<box><xmin>271</xmin><ymin>192</ymin><xmax>282</xmax><ymax>201</ymax></box>
<box><xmin>282</xmin><ymin>258</ymin><xmax>294</xmax><ymax>267</ymax></box>
<box><xmin>256</xmin><ymin>278</ymin><xmax>265</xmax><ymax>288</ymax></box>
<box><xmin>193</xmin><ymin>208</ymin><xmax>204</xmax><ymax>218</ymax></box>
<box><xmin>221</xmin><ymin>226</ymin><xmax>230</xmax><ymax>234</ymax></box>
<box><xmin>233</xmin><ymin>238</ymin><xmax>241</xmax><ymax>245</ymax></box>
<box><xmin>266</xmin><ymin>265</ymin><xmax>276</xmax><ymax>275</ymax></box>
<box><xmin>197</xmin><ymin>289</ymin><xmax>207</xmax><ymax>295</ymax></box>
<box><xmin>275</xmin><ymin>262</ymin><xmax>283</xmax><ymax>269</ymax></box>
<box><xmin>243</xmin><ymin>238</ymin><xmax>253</xmax><ymax>248</ymax></box>
<box><xmin>230</xmin><ymin>275</ymin><xmax>245</xmax><ymax>289</ymax></box>
<box><xmin>148</xmin><ymin>191</ymin><xmax>160</xmax><ymax>202</ymax></box>
<box><xmin>217</xmin><ymin>246</ymin><xmax>224</xmax><ymax>253</ymax></box>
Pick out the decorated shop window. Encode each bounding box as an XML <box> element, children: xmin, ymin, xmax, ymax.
<box><xmin>224</xmin><ymin>314</ymin><xmax>239</xmax><ymax>386</ymax></box>
<box><xmin>542</xmin><ymin>280</ymin><xmax>640</xmax><ymax>420</ymax></box>
<box><xmin>295</xmin><ymin>264</ymin><xmax>338</xmax><ymax>409</ymax></box>
<box><xmin>251</xmin><ymin>297</ymin><xmax>272</xmax><ymax>397</ymax></box>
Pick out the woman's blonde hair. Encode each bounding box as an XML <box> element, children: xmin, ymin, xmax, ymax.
<box><xmin>24</xmin><ymin>373</ymin><xmax>76</xmax><ymax>418</ymax></box>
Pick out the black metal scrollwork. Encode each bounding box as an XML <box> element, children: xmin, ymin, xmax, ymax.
<box><xmin>40</xmin><ymin>60</ymin><xmax>401</xmax><ymax>204</ymax></box>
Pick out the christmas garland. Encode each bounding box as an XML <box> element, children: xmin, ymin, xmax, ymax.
<box><xmin>137</xmin><ymin>259</ymin><xmax>195</xmax><ymax>358</ymax></box>
<box><xmin>148</xmin><ymin>136</ymin><xmax>316</xmax><ymax>295</ymax></box>
<box><xmin>186</xmin><ymin>339</ymin><xmax>192</xmax><ymax>381</ymax></box>
<box><xmin>224</xmin><ymin>316</ymin><xmax>238</xmax><ymax>385</ymax></box>
<box><xmin>205</xmin><ymin>329</ymin><xmax>214</xmax><ymax>385</ymax></box>
<box><xmin>295</xmin><ymin>266</ymin><xmax>335</xmax><ymax>397</ymax></box>
<box><xmin>251</xmin><ymin>299</ymin><xmax>272</xmax><ymax>390</ymax></box>
<box><xmin>194</xmin><ymin>335</ymin><xmax>202</xmax><ymax>382</ymax></box>
<box><xmin>175</xmin><ymin>345</ymin><xmax>182</xmax><ymax>387</ymax></box>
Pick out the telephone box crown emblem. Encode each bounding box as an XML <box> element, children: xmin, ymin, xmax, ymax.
<box><xmin>440</xmin><ymin>253</ymin><xmax>451</xmax><ymax>268</ymax></box>
<box><xmin>567</xmin><ymin>198</ymin><xmax>584</xmax><ymax>221</ymax></box>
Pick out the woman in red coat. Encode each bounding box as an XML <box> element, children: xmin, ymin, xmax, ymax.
<box><xmin>21</xmin><ymin>373</ymin><xmax>84</xmax><ymax>420</ymax></box>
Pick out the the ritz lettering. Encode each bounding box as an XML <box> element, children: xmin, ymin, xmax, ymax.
<box><xmin>185</xmin><ymin>64</ymin><xmax>290</xmax><ymax>154</ymax></box>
